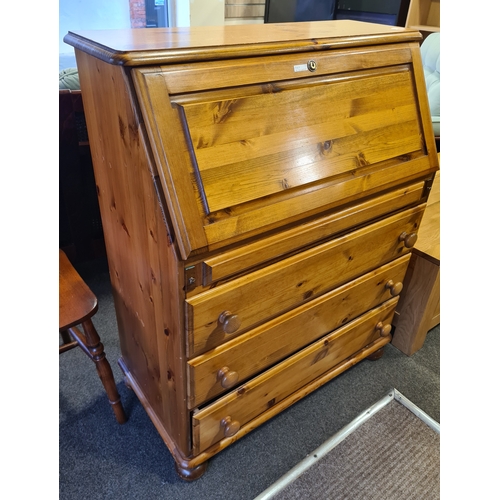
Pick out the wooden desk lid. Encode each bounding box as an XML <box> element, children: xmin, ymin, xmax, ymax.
<box><xmin>64</xmin><ymin>20</ymin><xmax>421</xmax><ymax>66</ymax></box>
<box><xmin>67</xmin><ymin>22</ymin><xmax>436</xmax><ymax>260</ymax></box>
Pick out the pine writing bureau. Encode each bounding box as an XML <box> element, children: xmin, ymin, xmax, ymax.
<box><xmin>64</xmin><ymin>20</ymin><xmax>439</xmax><ymax>479</ymax></box>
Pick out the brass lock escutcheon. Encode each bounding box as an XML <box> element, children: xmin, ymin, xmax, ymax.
<box><xmin>307</xmin><ymin>60</ymin><xmax>317</xmax><ymax>72</ymax></box>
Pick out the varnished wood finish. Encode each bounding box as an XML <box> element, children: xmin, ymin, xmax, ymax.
<box><xmin>182</xmin><ymin>335</ymin><xmax>392</xmax><ymax>471</ymax></box>
<box><xmin>174</xmin><ymin>461</ymin><xmax>208</xmax><ymax>482</ymax></box>
<box><xmin>74</xmin><ymin>52</ymin><xmax>191</xmax><ymax>454</ymax></box>
<box><xmin>186</xmin><ymin>206</ymin><xmax>424</xmax><ymax>357</ymax></box>
<box><xmin>192</xmin><ymin>299</ymin><xmax>398</xmax><ymax>454</ymax></box>
<box><xmin>134</xmin><ymin>53</ymin><xmax>435</xmax><ymax>257</ymax></box>
<box><xmin>187</xmin><ymin>256</ymin><xmax>410</xmax><ymax>408</ymax></box>
<box><xmin>65</xmin><ymin>21</ymin><xmax>438</xmax><ymax>479</ymax></box>
<box><xmin>200</xmin><ymin>182</ymin><xmax>426</xmax><ymax>285</ymax></box>
<box><xmin>64</xmin><ymin>21</ymin><xmax>422</xmax><ymax>66</ymax></box>
<box><xmin>59</xmin><ymin>248</ymin><xmax>97</xmax><ymax>330</ymax></box>
<box><xmin>59</xmin><ymin>250</ymin><xmax>127</xmax><ymax>424</ymax></box>
<box><xmin>392</xmin><ymin>169</ymin><xmax>440</xmax><ymax>355</ymax></box>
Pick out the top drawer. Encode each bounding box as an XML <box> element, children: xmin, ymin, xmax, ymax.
<box><xmin>133</xmin><ymin>44</ymin><xmax>438</xmax><ymax>259</ymax></box>
<box><xmin>186</xmin><ymin>204</ymin><xmax>425</xmax><ymax>357</ymax></box>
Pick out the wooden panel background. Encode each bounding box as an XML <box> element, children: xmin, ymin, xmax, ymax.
<box><xmin>225</xmin><ymin>0</ymin><xmax>266</xmax><ymax>19</ymax></box>
<box><xmin>180</xmin><ymin>68</ymin><xmax>422</xmax><ymax>214</ymax></box>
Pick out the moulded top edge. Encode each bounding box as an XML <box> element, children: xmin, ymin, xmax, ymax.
<box><xmin>63</xmin><ymin>20</ymin><xmax>422</xmax><ymax>66</ymax></box>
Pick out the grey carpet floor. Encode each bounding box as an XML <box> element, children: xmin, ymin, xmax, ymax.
<box><xmin>59</xmin><ymin>258</ymin><xmax>439</xmax><ymax>500</ymax></box>
<box><xmin>269</xmin><ymin>399</ymin><xmax>439</xmax><ymax>499</ymax></box>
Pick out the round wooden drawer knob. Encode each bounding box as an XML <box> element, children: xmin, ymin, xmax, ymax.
<box><xmin>221</xmin><ymin>416</ymin><xmax>240</xmax><ymax>438</ymax></box>
<box><xmin>385</xmin><ymin>280</ymin><xmax>403</xmax><ymax>296</ymax></box>
<box><xmin>376</xmin><ymin>321</ymin><xmax>392</xmax><ymax>337</ymax></box>
<box><xmin>399</xmin><ymin>231</ymin><xmax>418</xmax><ymax>248</ymax></box>
<box><xmin>217</xmin><ymin>366</ymin><xmax>239</xmax><ymax>389</ymax></box>
<box><xmin>219</xmin><ymin>311</ymin><xmax>241</xmax><ymax>334</ymax></box>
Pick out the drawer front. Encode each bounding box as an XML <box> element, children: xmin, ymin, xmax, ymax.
<box><xmin>200</xmin><ymin>181</ymin><xmax>426</xmax><ymax>286</ymax></box>
<box><xmin>192</xmin><ymin>298</ymin><xmax>398</xmax><ymax>454</ymax></box>
<box><xmin>187</xmin><ymin>255</ymin><xmax>410</xmax><ymax>408</ymax></box>
<box><xmin>186</xmin><ymin>204</ymin><xmax>424</xmax><ymax>357</ymax></box>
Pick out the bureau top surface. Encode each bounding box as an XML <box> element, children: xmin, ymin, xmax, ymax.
<box><xmin>64</xmin><ymin>20</ymin><xmax>421</xmax><ymax>66</ymax></box>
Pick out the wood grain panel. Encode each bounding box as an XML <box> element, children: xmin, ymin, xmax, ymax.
<box><xmin>180</xmin><ymin>69</ymin><xmax>421</xmax><ymax>212</ymax></box>
<box><xmin>133</xmin><ymin>68</ymin><xmax>210</xmax><ymax>258</ymax></box>
<box><xmin>133</xmin><ymin>48</ymin><xmax>436</xmax><ymax>255</ymax></box>
<box><xmin>225</xmin><ymin>5</ymin><xmax>265</xmax><ymax>18</ymax></box>
<box><xmin>188</xmin><ymin>256</ymin><xmax>410</xmax><ymax>407</ymax></box>
<box><xmin>201</xmin><ymin>181</ymin><xmax>426</xmax><ymax>284</ymax></box>
<box><xmin>192</xmin><ymin>298</ymin><xmax>398</xmax><ymax>453</ymax></box>
<box><xmin>75</xmin><ymin>52</ymin><xmax>191</xmax><ymax>454</ymax></box>
<box><xmin>66</xmin><ymin>21</ymin><xmax>438</xmax><ymax>475</ymax></box>
<box><xmin>186</xmin><ymin>204</ymin><xmax>424</xmax><ymax>356</ymax></box>
<box><xmin>64</xmin><ymin>22</ymin><xmax>421</xmax><ymax>67</ymax></box>
<box><xmin>162</xmin><ymin>45</ymin><xmax>412</xmax><ymax>94</ymax></box>
<box><xmin>202</xmin><ymin>156</ymin><xmax>435</xmax><ymax>248</ymax></box>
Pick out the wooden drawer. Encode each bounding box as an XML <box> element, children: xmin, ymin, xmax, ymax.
<box><xmin>192</xmin><ymin>298</ymin><xmax>398</xmax><ymax>454</ymax></box>
<box><xmin>187</xmin><ymin>255</ymin><xmax>410</xmax><ymax>408</ymax></box>
<box><xmin>198</xmin><ymin>181</ymin><xmax>426</xmax><ymax>286</ymax></box>
<box><xmin>186</xmin><ymin>204</ymin><xmax>424</xmax><ymax>357</ymax></box>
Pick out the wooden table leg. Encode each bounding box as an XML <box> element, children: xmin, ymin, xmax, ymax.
<box><xmin>69</xmin><ymin>320</ymin><xmax>128</xmax><ymax>424</ymax></box>
<box><xmin>392</xmin><ymin>253</ymin><xmax>440</xmax><ymax>356</ymax></box>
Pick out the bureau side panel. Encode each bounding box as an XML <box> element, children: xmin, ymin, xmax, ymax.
<box><xmin>74</xmin><ymin>51</ymin><xmax>190</xmax><ymax>455</ymax></box>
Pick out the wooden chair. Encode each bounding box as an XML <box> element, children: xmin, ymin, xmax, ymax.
<box><xmin>59</xmin><ymin>249</ymin><xmax>127</xmax><ymax>424</ymax></box>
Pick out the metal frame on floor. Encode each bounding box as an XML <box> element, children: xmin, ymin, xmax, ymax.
<box><xmin>253</xmin><ymin>388</ymin><xmax>440</xmax><ymax>500</ymax></box>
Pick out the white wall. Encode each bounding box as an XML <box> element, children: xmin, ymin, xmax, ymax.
<box><xmin>168</xmin><ymin>0</ymin><xmax>190</xmax><ymax>27</ymax></box>
<box><xmin>189</xmin><ymin>0</ymin><xmax>224</xmax><ymax>26</ymax></box>
<box><xmin>59</xmin><ymin>0</ymin><xmax>131</xmax><ymax>69</ymax></box>
<box><xmin>169</xmin><ymin>0</ymin><xmax>224</xmax><ymax>27</ymax></box>
<box><xmin>59</xmin><ymin>0</ymin><xmax>227</xmax><ymax>69</ymax></box>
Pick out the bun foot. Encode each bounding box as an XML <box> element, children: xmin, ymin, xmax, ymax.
<box><xmin>366</xmin><ymin>347</ymin><xmax>385</xmax><ymax>361</ymax></box>
<box><xmin>174</xmin><ymin>460</ymin><xmax>208</xmax><ymax>481</ymax></box>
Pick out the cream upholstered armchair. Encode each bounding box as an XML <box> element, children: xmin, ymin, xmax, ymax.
<box><xmin>421</xmin><ymin>33</ymin><xmax>440</xmax><ymax>150</ymax></box>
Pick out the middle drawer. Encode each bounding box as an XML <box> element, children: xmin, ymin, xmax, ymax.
<box><xmin>187</xmin><ymin>254</ymin><xmax>410</xmax><ymax>408</ymax></box>
<box><xmin>185</xmin><ymin>204</ymin><xmax>424</xmax><ymax>357</ymax></box>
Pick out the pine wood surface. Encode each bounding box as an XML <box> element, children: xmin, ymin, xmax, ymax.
<box><xmin>186</xmin><ymin>205</ymin><xmax>425</xmax><ymax>357</ymax></box>
<box><xmin>180</xmin><ymin>69</ymin><xmax>421</xmax><ymax>213</ymax></box>
<box><xmin>59</xmin><ymin>249</ymin><xmax>97</xmax><ymax>330</ymax></box>
<box><xmin>192</xmin><ymin>299</ymin><xmax>398</xmax><ymax>454</ymax></box>
<box><xmin>413</xmin><ymin>170</ymin><xmax>440</xmax><ymax>263</ymax></box>
<box><xmin>65</xmin><ymin>22</ymin><xmax>440</xmax><ymax>477</ymax></box>
<box><xmin>187</xmin><ymin>256</ymin><xmax>410</xmax><ymax>408</ymax></box>
<box><xmin>64</xmin><ymin>21</ymin><xmax>422</xmax><ymax>66</ymax></box>
<box><xmin>160</xmin><ymin>44</ymin><xmax>413</xmax><ymax>94</ymax></box>
<box><xmin>133</xmin><ymin>42</ymin><xmax>438</xmax><ymax>256</ymax></box>
<box><xmin>201</xmin><ymin>182</ymin><xmax>426</xmax><ymax>285</ymax></box>
<box><xmin>75</xmin><ymin>51</ymin><xmax>191</xmax><ymax>455</ymax></box>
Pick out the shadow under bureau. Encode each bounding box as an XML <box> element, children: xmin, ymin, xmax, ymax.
<box><xmin>64</xmin><ymin>20</ymin><xmax>439</xmax><ymax>480</ymax></box>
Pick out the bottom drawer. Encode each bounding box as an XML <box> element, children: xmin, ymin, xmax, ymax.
<box><xmin>192</xmin><ymin>297</ymin><xmax>398</xmax><ymax>454</ymax></box>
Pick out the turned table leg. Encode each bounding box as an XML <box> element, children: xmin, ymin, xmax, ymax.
<box><xmin>69</xmin><ymin>319</ymin><xmax>128</xmax><ymax>425</ymax></box>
